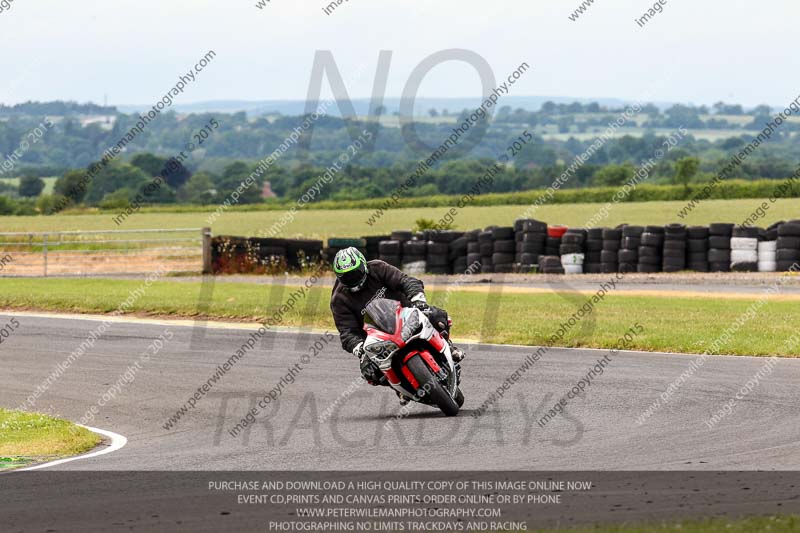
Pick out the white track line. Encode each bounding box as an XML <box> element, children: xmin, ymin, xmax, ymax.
<box><xmin>17</xmin><ymin>425</ymin><xmax>127</xmax><ymax>471</ymax></box>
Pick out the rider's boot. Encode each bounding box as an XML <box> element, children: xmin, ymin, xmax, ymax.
<box><xmin>438</xmin><ymin>328</ymin><xmax>465</xmax><ymax>362</ymax></box>
<box><xmin>396</xmin><ymin>391</ymin><xmax>411</xmax><ymax>406</ymax></box>
<box><xmin>449</xmin><ymin>343</ymin><xmax>466</xmax><ymax>362</ymax></box>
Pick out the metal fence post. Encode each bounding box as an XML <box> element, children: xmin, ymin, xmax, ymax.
<box><xmin>202</xmin><ymin>227</ymin><xmax>212</xmax><ymax>274</ymax></box>
<box><xmin>42</xmin><ymin>233</ymin><xmax>48</xmax><ymax>277</ymax></box>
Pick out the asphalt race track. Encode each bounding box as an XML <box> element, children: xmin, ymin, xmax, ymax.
<box><xmin>4</xmin><ymin>313</ymin><xmax>800</xmax><ymax>531</ymax></box>
<box><xmin>2</xmin><ymin>313</ymin><xmax>799</xmax><ymax>471</ymax></box>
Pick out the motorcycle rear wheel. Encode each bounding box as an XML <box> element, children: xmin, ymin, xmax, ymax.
<box><xmin>406</xmin><ymin>355</ymin><xmax>459</xmax><ymax>416</ymax></box>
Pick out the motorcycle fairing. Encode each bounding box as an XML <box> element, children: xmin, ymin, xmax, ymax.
<box><xmin>363</xmin><ymin>298</ymin><xmax>458</xmax><ymax>402</ymax></box>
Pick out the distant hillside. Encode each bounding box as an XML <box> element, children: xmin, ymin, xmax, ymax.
<box><xmin>1</xmin><ymin>99</ymin><xmax>796</xmax><ymax>190</ymax></box>
<box><xmin>116</xmin><ymin>96</ymin><xmax>636</xmax><ymax>117</ymax></box>
<box><xmin>0</xmin><ymin>101</ymin><xmax>117</xmax><ymax>116</ymax></box>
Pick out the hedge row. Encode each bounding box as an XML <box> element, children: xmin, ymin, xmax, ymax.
<box><xmin>117</xmin><ymin>179</ymin><xmax>800</xmax><ymax>215</ymax></box>
<box><xmin>308</xmin><ymin>180</ymin><xmax>800</xmax><ymax>210</ymax></box>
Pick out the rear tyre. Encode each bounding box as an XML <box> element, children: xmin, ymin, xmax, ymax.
<box><xmin>406</xmin><ymin>355</ymin><xmax>459</xmax><ymax>417</ymax></box>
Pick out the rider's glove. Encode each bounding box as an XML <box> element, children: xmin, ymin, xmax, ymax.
<box><xmin>352</xmin><ymin>341</ymin><xmax>365</xmax><ymax>358</ymax></box>
<box><xmin>359</xmin><ymin>353</ymin><xmax>382</xmax><ymax>386</ymax></box>
<box><xmin>410</xmin><ymin>293</ymin><xmax>430</xmax><ymax>313</ymax></box>
<box><xmin>356</xmin><ymin>347</ymin><xmax>384</xmax><ymax>386</ymax></box>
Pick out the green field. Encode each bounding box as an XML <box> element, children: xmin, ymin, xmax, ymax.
<box><xmin>0</xmin><ymin>408</ymin><xmax>100</xmax><ymax>469</ymax></box>
<box><xmin>2</xmin><ymin>278</ymin><xmax>799</xmax><ymax>357</ymax></box>
<box><xmin>0</xmin><ymin>198</ymin><xmax>798</xmax><ymax>240</ymax></box>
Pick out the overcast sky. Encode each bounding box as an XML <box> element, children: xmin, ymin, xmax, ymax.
<box><xmin>1</xmin><ymin>0</ymin><xmax>797</xmax><ymax>109</ymax></box>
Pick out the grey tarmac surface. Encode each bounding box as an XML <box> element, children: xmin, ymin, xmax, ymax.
<box><xmin>3</xmin><ymin>313</ymin><xmax>800</xmax><ymax>531</ymax></box>
<box><xmin>2</xmin><ymin>313</ymin><xmax>799</xmax><ymax>472</ymax></box>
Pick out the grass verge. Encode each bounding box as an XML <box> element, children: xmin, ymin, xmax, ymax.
<box><xmin>0</xmin><ymin>408</ymin><xmax>101</xmax><ymax>470</ymax></box>
<box><xmin>534</xmin><ymin>515</ymin><xmax>799</xmax><ymax>532</ymax></box>
<box><xmin>0</xmin><ymin>278</ymin><xmax>798</xmax><ymax>357</ymax></box>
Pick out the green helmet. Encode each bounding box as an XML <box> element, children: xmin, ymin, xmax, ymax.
<box><xmin>333</xmin><ymin>247</ymin><xmax>369</xmax><ymax>292</ymax></box>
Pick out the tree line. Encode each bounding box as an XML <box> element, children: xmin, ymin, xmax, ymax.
<box><xmin>0</xmin><ymin>100</ymin><xmax>799</xmax><ymax>215</ymax></box>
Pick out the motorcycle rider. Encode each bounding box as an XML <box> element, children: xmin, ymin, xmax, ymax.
<box><xmin>330</xmin><ymin>247</ymin><xmax>465</xmax><ymax>401</ymax></box>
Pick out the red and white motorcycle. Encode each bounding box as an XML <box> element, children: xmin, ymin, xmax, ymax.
<box><xmin>362</xmin><ymin>298</ymin><xmax>463</xmax><ymax>416</ymax></box>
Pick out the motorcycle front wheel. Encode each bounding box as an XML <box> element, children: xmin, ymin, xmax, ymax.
<box><xmin>406</xmin><ymin>354</ymin><xmax>459</xmax><ymax>416</ymax></box>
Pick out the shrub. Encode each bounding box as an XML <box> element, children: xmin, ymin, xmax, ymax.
<box><xmin>0</xmin><ymin>195</ymin><xmax>17</xmax><ymax>215</ymax></box>
<box><xmin>18</xmin><ymin>176</ymin><xmax>45</xmax><ymax>198</ymax></box>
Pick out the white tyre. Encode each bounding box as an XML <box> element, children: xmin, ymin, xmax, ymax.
<box><xmin>730</xmin><ymin>237</ymin><xmax>758</xmax><ymax>250</ymax></box>
<box><xmin>730</xmin><ymin>249</ymin><xmax>758</xmax><ymax>263</ymax></box>
<box><xmin>757</xmin><ymin>250</ymin><xmax>776</xmax><ymax>262</ymax></box>
<box><xmin>758</xmin><ymin>241</ymin><xmax>777</xmax><ymax>253</ymax></box>
<box><xmin>561</xmin><ymin>253</ymin><xmax>585</xmax><ymax>265</ymax></box>
<box><xmin>402</xmin><ymin>261</ymin><xmax>426</xmax><ymax>274</ymax></box>
<box><xmin>563</xmin><ymin>264</ymin><xmax>584</xmax><ymax>274</ymax></box>
<box><xmin>758</xmin><ymin>261</ymin><xmax>777</xmax><ymax>272</ymax></box>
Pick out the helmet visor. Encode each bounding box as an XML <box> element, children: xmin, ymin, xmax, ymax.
<box><xmin>338</xmin><ymin>267</ymin><xmax>367</xmax><ymax>289</ymax></box>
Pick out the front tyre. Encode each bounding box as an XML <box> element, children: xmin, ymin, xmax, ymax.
<box><xmin>454</xmin><ymin>388</ymin><xmax>464</xmax><ymax>408</ymax></box>
<box><xmin>406</xmin><ymin>355</ymin><xmax>459</xmax><ymax>416</ymax></box>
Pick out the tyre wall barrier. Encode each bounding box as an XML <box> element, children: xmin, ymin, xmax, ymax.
<box><xmin>214</xmin><ymin>219</ymin><xmax>799</xmax><ymax>275</ymax></box>
<box><xmin>376</xmin><ymin>219</ymin><xmax>799</xmax><ymax>276</ymax></box>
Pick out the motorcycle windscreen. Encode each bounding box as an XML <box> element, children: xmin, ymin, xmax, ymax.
<box><xmin>363</xmin><ymin>298</ymin><xmax>400</xmax><ymax>335</ymax></box>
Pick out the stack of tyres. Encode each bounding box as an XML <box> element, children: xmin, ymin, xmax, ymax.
<box><xmin>545</xmin><ymin>236</ymin><xmax>561</xmax><ymax>256</ymax></box>
<box><xmin>513</xmin><ymin>218</ymin><xmax>527</xmax><ymax>237</ymax></box>
<box><xmin>492</xmin><ymin>226</ymin><xmax>516</xmax><ymax>273</ymax></box>
<box><xmin>584</xmin><ymin>228</ymin><xmax>604</xmax><ymax>273</ymax></box>
<box><xmin>401</xmin><ymin>239</ymin><xmax>427</xmax><ymax>274</ymax></box>
<box><xmin>513</xmin><ymin>219</ymin><xmax>524</xmax><ymax>272</ymax></box>
<box><xmin>546</xmin><ymin>225</ymin><xmax>567</xmax><ymax>257</ymax></box>
<box><xmin>516</xmin><ymin>219</ymin><xmax>547</xmax><ymax>272</ymax></box>
<box><xmin>686</xmin><ymin>226</ymin><xmax>710</xmax><ymax>272</ymax></box>
<box><xmin>730</xmin><ymin>226</ymin><xmax>759</xmax><ymax>272</ymax></box>
<box><xmin>210</xmin><ymin>236</ymin><xmax>283</xmax><ymax>273</ymax></box>
<box><xmin>662</xmin><ymin>224</ymin><xmax>687</xmax><ymax>272</ymax></box>
<box><xmin>286</xmin><ymin>239</ymin><xmax>324</xmax><ymax>268</ymax></box>
<box><xmin>362</xmin><ymin>235</ymin><xmax>388</xmax><ymax>261</ymax></box>
<box><xmin>478</xmin><ymin>229</ymin><xmax>494</xmax><ymax>273</ymax></box>
<box><xmin>560</xmin><ymin>229</ymin><xmax>586</xmax><ymax>274</ymax></box>
<box><xmin>708</xmin><ymin>223</ymin><xmax>733</xmax><ymax>272</ymax></box>
<box><xmin>327</xmin><ymin>238</ymin><xmax>367</xmax><ymax>262</ymax></box>
<box><xmin>618</xmin><ymin>225</ymin><xmax>643</xmax><ymax>273</ymax></box>
<box><xmin>758</xmin><ymin>227</ymin><xmax>778</xmax><ymax>272</ymax></box>
<box><xmin>460</xmin><ymin>230</ymin><xmax>480</xmax><ymax>274</ymax></box>
<box><xmin>539</xmin><ymin>255</ymin><xmax>564</xmax><ymax>274</ymax></box>
<box><xmin>426</xmin><ymin>230</ymin><xmax>455</xmax><ymax>275</ymax></box>
<box><xmin>252</xmin><ymin>237</ymin><xmax>287</xmax><ymax>264</ymax></box>
<box><xmin>374</xmin><ymin>231</ymin><xmax>402</xmax><ymax>268</ymax></box>
<box><xmin>449</xmin><ymin>233</ymin><xmax>470</xmax><ymax>274</ymax></box>
<box><xmin>466</xmin><ymin>230</ymin><xmax>482</xmax><ymax>272</ymax></box>
<box><xmin>391</xmin><ymin>230</ymin><xmax>413</xmax><ymax>243</ymax></box>
<box><xmin>426</xmin><ymin>241</ymin><xmax>449</xmax><ymax>274</ymax></box>
<box><xmin>539</xmin><ymin>225</ymin><xmax>566</xmax><ymax>274</ymax></box>
<box><xmin>428</xmin><ymin>229</ymin><xmax>462</xmax><ymax>244</ymax></box>
<box><xmin>377</xmin><ymin>240</ymin><xmax>402</xmax><ymax>267</ymax></box>
<box><xmin>601</xmin><ymin>228</ymin><xmax>621</xmax><ymax>273</ymax></box>
<box><xmin>776</xmin><ymin>221</ymin><xmax>800</xmax><ymax>271</ymax></box>
<box><xmin>638</xmin><ymin>226</ymin><xmax>664</xmax><ymax>273</ymax></box>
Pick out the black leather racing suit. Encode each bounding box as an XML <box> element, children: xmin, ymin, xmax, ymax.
<box><xmin>330</xmin><ymin>260</ymin><xmax>450</xmax><ymax>354</ymax></box>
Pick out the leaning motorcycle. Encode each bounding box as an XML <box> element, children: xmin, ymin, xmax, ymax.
<box><xmin>362</xmin><ymin>298</ymin><xmax>463</xmax><ymax>416</ymax></box>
